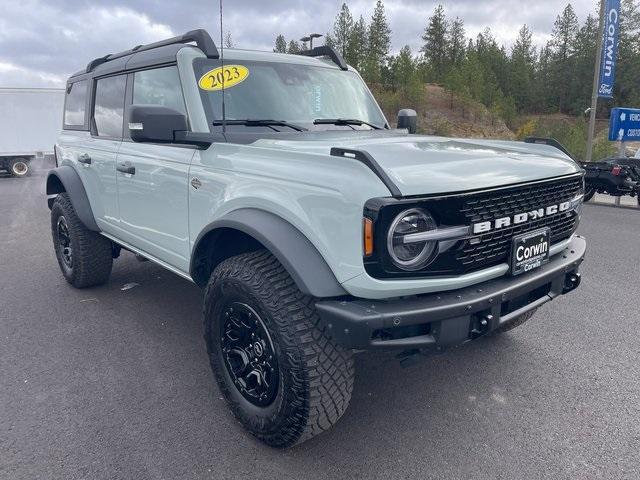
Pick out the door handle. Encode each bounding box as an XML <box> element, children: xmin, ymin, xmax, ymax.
<box><xmin>116</xmin><ymin>162</ymin><xmax>135</xmax><ymax>175</ymax></box>
<box><xmin>78</xmin><ymin>153</ymin><xmax>91</xmax><ymax>165</ymax></box>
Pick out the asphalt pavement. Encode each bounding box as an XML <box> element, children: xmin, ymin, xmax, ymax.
<box><xmin>1</xmin><ymin>158</ymin><xmax>639</xmax><ymax>480</ymax></box>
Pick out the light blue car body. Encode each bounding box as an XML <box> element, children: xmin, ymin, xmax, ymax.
<box><xmin>55</xmin><ymin>46</ymin><xmax>582</xmax><ymax>300</ymax></box>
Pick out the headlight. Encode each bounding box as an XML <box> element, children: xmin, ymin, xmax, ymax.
<box><xmin>387</xmin><ymin>208</ymin><xmax>437</xmax><ymax>270</ymax></box>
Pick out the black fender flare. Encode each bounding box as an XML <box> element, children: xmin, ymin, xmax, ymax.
<box><xmin>46</xmin><ymin>166</ymin><xmax>99</xmax><ymax>231</ymax></box>
<box><xmin>191</xmin><ymin>209</ymin><xmax>347</xmax><ymax>298</ymax></box>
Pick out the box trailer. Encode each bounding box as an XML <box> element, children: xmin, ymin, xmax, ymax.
<box><xmin>0</xmin><ymin>88</ymin><xmax>65</xmax><ymax>177</ymax></box>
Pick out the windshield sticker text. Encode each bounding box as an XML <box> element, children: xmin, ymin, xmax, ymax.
<box><xmin>198</xmin><ymin>65</ymin><xmax>249</xmax><ymax>91</ymax></box>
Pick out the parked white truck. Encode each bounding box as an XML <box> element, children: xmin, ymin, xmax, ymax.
<box><xmin>0</xmin><ymin>88</ymin><xmax>65</xmax><ymax>177</ymax></box>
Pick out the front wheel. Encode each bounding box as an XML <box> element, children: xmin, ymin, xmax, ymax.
<box><xmin>9</xmin><ymin>158</ymin><xmax>29</xmax><ymax>177</ymax></box>
<box><xmin>204</xmin><ymin>250</ymin><xmax>354</xmax><ymax>448</ymax></box>
<box><xmin>584</xmin><ymin>186</ymin><xmax>596</xmax><ymax>202</ymax></box>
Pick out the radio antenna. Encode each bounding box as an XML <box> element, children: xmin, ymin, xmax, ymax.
<box><xmin>219</xmin><ymin>0</ymin><xmax>226</xmax><ymax>133</ymax></box>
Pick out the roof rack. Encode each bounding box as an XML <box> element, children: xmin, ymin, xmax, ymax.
<box><xmin>85</xmin><ymin>29</ymin><xmax>219</xmax><ymax>73</ymax></box>
<box><xmin>299</xmin><ymin>46</ymin><xmax>348</xmax><ymax>71</ymax></box>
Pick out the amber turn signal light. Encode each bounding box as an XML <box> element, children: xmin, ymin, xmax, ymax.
<box><xmin>363</xmin><ymin>218</ymin><xmax>374</xmax><ymax>257</ymax></box>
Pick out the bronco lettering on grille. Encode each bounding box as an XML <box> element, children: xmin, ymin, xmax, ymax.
<box><xmin>472</xmin><ymin>201</ymin><xmax>572</xmax><ymax>234</ymax></box>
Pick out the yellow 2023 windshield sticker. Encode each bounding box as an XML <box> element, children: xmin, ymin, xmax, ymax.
<box><xmin>198</xmin><ymin>65</ymin><xmax>249</xmax><ymax>91</ymax></box>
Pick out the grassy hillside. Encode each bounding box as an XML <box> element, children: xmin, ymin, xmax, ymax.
<box><xmin>376</xmin><ymin>84</ymin><xmax>514</xmax><ymax>139</ymax></box>
<box><xmin>373</xmin><ymin>83</ymin><xmax>630</xmax><ymax>161</ymax></box>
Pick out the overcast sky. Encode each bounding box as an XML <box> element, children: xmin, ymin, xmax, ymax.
<box><xmin>0</xmin><ymin>0</ymin><xmax>598</xmax><ymax>88</ymax></box>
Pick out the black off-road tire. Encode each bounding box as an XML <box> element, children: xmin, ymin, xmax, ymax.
<box><xmin>204</xmin><ymin>250</ymin><xmax>354</xmax><ymax>448</ymax></box>
<box><xmin>8</xmin><ymin>158</ymin><xmax>29</xmax><ymax>177</ymax></box>
<box><xmin>584</xmin><ymin>186</ymin><xmax>596</xmax><ymax>202</ymax></box>
<box><xmin>492</xmin><ymin>308</ymin><xmax>538</xmax><ymax>334</ymax></box>
<box><xmin>51</xmin><ymin>193</ymin><xmax>113</xmax><ymax>288</ymax></box>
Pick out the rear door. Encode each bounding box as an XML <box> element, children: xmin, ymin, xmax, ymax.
<box><xmin>74</xmin><ymin>74</ymin><xmax>127</xmax><ymax>232</ymax></box>
<box><xmin>115</xmin><ymin>66</ymin><xmax>194</xmax><ymax>272</ymax></box>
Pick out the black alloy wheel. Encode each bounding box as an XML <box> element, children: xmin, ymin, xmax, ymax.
<box><xmin>56</xmin><ymin>216</ymin><xmax>73</xmax><ymax>268</ymax></box>
<box><xmin>220</xmin><ymin>302</ymin><xmax>279</xmax><ymax>407</ymax></box>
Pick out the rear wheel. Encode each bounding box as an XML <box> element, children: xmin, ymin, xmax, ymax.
<box><xmin>51</xmin><ymin>193</ymin><xmax>113</xmax><ymax>288</ymax></box>
<box><xmin>9</xmin><ymin>158</ymin><xmax>29</xmax><ymax>177</ymax></box>
<box><xmin>204</xmin><ymin>250</ymin><xmax>354</xmax><ymax>448</ymax></box>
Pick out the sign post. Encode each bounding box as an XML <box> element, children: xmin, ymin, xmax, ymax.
<box><xmin>586</xmin><ymin>0</ymin><xmax>621</xmax><ymax>162</ymax></box>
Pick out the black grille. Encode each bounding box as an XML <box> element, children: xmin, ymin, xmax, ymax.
<box><xmin>455</xmin><ymin>176</ymin><xmax>583</xmax><ymax>271</ymax></box>
<box><xmin>363</xmin><ymin>174</ymin><xmax>584</xmax><ymax>280</ymax></box>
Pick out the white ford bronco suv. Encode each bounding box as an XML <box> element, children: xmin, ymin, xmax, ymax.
<box><xmin>48</xmin><ymin>30</ymin><xmax>586</xmax><ymax>448</ymax></box>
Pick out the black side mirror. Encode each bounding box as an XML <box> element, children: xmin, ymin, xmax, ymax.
<box><xmin>128</xmin><ymin>105</ymin><xmax>188</xmax><ymax>144</ymax></box>
<box><xmin>397</xmin><ymin>109</ymin><xmax>417</xmax><ymax>134</ymax></box>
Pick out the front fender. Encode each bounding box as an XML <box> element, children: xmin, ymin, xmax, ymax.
<box><xmin>46</xmin><ymin>166</ymin><xmax>99</xmax><ymax>231</ymax></box>
<box><xmin>191</xmin><ymin>208</ymin><xmax>347</xmax><ymax>298</ymax></box>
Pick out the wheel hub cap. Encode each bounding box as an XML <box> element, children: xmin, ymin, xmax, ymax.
<box><xmin>56</xmin><ymin>216</ymin><xmax>73</xmax><ymax>268</ymax></box>
<box><xmin>220</xmin><ymin>302</ymin><xmax>278</xmax><ymax>407</ymax></box>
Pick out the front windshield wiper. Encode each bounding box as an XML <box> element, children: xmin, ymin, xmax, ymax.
<box><xmin>212</xmin><ymin>119</ymin><xmax>307</xmax><ymax>132</ymax></box>
<box><xmin>313</xmin><ymin>118</ymin><xmax>383</xmax><ymax>130</ymax></box>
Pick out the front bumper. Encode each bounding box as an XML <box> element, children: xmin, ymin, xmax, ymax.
<box><xmin>316</xmin><ymin>235</ymin><xmax>586</xmax><ymax>350</ymax></box>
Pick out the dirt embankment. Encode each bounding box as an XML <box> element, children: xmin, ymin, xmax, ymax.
<box><xmin>380</xmin><ymin>84</ymin><xmax>514</xmax><ymax>139</ymax></box>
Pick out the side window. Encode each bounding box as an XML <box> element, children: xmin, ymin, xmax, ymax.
<box><xmin>133</xmin><ymin>66</ymin><xmax>187</xmax><ymax>116</ymax></box>
<box><xmin>94</xmin><ymin>75</ymin><xmax>126</xmax><ymax>138</ymax></box>
<box><xmin>63</xmin><ymin>80</ymin><xmax>87</xmax><ymax>128</ymax></box>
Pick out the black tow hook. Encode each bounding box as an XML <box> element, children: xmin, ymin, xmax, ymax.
<box><xmin>396</xmin><ymin>347</ymin><xmax>448</xmax><ymax>368</ymax></box>
<box><xmin>563</xmin><ymin>272</ymin><xmax>581</xmax><ymax>293</ymax></box>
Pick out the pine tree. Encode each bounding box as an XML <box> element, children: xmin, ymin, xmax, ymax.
<box><xmin>617</xmin><ymin>0</ymin><xmax>640</xmax><ymax>106</ymax></box>
<box><xmin>447</xmin><ymin>17</ymin><xmax>466</xmax><ymax>68</ymax></box>
<box><xmin>549</xmin><ymin>4</ymin><xmax>579</xmax><ymax>112</ymax></box>
<box><xmin>510</xmin><ymin>25</ymin><xmax>536</xmax><ymax>111</ymax></box>
<box><xmin>224</xmin><ymin>32</ymin><xmax>234</xmax><ymax>49</ymax></box>
<box><xmin>346</xmin><ymin>15</ymin><xmax>368</xmax><ymax>69</ymax></box>
<box><xmin>287</xmin><ymin>40</ymin><xmax>301</xmax><ymax>54</ymax></box>
<box><xmin>534</xmin><ymin>43</ymin><xmax>554</xmax><ymax>112</ymax></box>
<box><xmin>324</xmin><ymin>33</ymin><xmax>336</xmax><ymax>49</ymax></box>
<box><xmin>473</xmin><ymin>28</ymin><xmax>509</xmax><ymax>106</ymax></box>
<box><xmin>363</xmin><ymin>0</ymin><xmax>391</xmax><ymax>83</ymax></box>
<box><xmin>461</xmin><ymin>49</ymin><xmax>485</xmax><ymax>103</ymax></box>
<box><xmin>332</xmin><ymin>3</ymin><xmax>354</xmax><ymax>58</ymax></box>
<box><xmin>569</xmin><ymin>15</ymin><xmax>598</xmax><ymax>113</ymax></box>
<box><xmin>274</xmin><ymin>34</ymin><xmax>287</xmax><ymax>53</ymax></box>
<box><xmin>512</xmin><ymin>25</ymin><xmax>536</xmax><ymax>66</ymax></box>
<box><xmin>421</xmin><ymin>4</ymin><xmax>449</xmax><ymax>81</ymax></box>
<box><xmin>444</xmin><ymin>68</ymin><xmax>465</xmax><ymax>109</ymax></box>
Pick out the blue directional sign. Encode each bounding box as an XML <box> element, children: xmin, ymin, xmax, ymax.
<box><xmin>608</xmin><ymin>107</ymin><xmax>640</xmax><ymax>141</ymax></box>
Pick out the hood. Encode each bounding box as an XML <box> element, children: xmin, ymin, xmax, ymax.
<box><xmin>253</xmin><ymin>131</ymin><xmax>582</xmax><ymax>196</ymax></box>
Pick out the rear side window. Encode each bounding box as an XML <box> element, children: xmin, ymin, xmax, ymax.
<box><xmin>133</xmin><ymin>66</ymin><xmax>187</xmax><ymax>116</ymax></box>
<box><xmin>64</xmin><ymin>80</ymin><xmax>87</xmax><ymax>128</ymax></box>
<box><xmin>94</xmin><ymin>75</ymin><xmax>126</xmax><ymax>138</ymax></box>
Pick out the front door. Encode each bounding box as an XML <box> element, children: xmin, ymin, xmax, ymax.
<box><xmin>115</xmin><ymin>66</ymin><xmax>194</xmax><ymax>272</ymax></box>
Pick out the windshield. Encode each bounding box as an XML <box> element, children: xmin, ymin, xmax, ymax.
<box><xmin>193</xmin><ymin>58</ymin><xmax>387</xmax><ymax>131</ymax></box>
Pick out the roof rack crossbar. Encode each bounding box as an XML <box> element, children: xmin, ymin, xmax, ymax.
<box><xmin>299</xmin><ymin>46</ymin><xmax>348</xmax><ymax>71</ymax></box>
<box><xmin>85</xmin><ymin>28</ymin><xmax>219</xmax><ymax>73</ymax></box>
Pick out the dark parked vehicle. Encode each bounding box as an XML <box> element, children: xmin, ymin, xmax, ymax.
<box><xmin>580</xmin><ymin>157</ymin><xmax>640</xmax><ymax>204</ymax></box>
